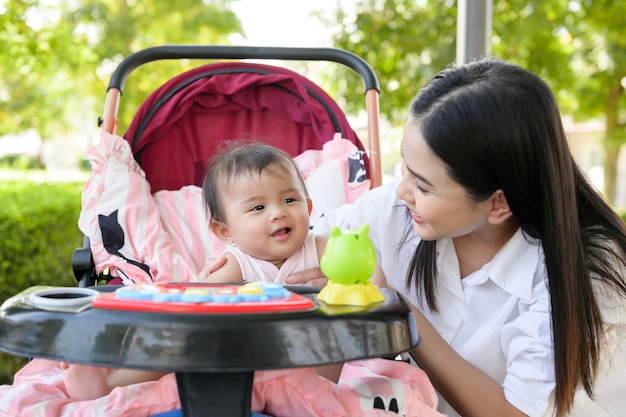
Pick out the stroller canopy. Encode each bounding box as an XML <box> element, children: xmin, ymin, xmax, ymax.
<box><xmin>122</xmin><ymin>62</ymin><xmax>368</xmax><ymax>193</ymax></box>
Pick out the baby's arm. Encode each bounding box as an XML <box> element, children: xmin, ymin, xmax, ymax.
<box><xmin>203</xmin><ymin>252</ymin><xmax>244</xmax><ymax>283</ymax></box>
<box><xmin>314</xmin><ymin>234</ymin><xmax>329</xmax><ymax>266</ymax></box>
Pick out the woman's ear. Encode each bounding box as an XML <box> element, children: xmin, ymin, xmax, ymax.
<box><xmin>487</xmin><ymin>189</ymin><xmax>513</xmax><ymax>225</ymax></box>
<box><xmin>210</xmin><ymin>221</ymin><xmax>234</xmax><ymax>245</ymax></box>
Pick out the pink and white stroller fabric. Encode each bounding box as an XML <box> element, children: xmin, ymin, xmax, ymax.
<box><xmin>0</xmin><ymin>357</ymin><xmax>443</xmax><ymax>417</ymax></box>
<box><xmin>77</xmin><ymin>130</ymin><xmax>371</xmax><ymax>285</ymax></box>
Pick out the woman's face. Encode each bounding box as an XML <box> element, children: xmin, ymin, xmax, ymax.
<box><xmin>396</xmin><ymin>121</ymin><xmax>493</xmax><ymax>241</ymax></box>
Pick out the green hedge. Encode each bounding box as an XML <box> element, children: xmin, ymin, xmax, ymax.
<box><xmin>0</xmin><ymin>180</ymin><xmax>84</xmax><ymax>384</ymax></box>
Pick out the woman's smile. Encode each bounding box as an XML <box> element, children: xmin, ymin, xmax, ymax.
<box><xmin>409</xmin><ymin>209</ymin><xmax>426</xmax><ymax>225</ymax></box>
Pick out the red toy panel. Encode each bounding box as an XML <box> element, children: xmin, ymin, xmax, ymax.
<box><xmin>92</xmin><ymin>282</ymin><xmax>316</xmax><ymax>314</ymax></box>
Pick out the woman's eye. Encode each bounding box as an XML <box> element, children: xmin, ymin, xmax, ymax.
<box><xmin>415</xmin><ymin>183</ymin><xmax>429</xmax><ymax>194</ymax></box>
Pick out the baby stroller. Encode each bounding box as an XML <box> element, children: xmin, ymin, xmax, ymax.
<box><xmin>0</xmin><ymin>45</ymin><xmax>438</xmax><ymax>417</ymax></box>
<box><xmin>66</xmin><ymin>45</ymin><xmax>388</xmax><ymax>417</ymax></box>
<box><xmin>72</xmin><ymin>45</ymin><xmax>383</xmax><ymax>289</ymax></box>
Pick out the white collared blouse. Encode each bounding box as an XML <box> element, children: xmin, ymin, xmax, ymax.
<box><xmin>313</xmin><ymin>179</ymin><xmax>626</xmax><ymax>417</ymax></box>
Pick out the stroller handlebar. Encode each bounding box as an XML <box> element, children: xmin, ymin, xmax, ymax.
<box><xmin>107</xmin><ymin>45</ymin><xmax>380</xmax><ymax>94</ymax></box>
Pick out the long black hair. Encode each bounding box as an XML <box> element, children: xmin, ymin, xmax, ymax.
<box><xmin>405</xmin><ymin>57</ymin><xmax>626</xmax><ymax>416</ymax></box>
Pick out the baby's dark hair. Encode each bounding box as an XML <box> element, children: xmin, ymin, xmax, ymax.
<box><xmin>202</xmin><ymin>140</ymin><xmax>308</xmax><ymax>223</ymax></box>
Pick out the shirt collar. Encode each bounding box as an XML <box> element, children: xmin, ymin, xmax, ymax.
<box><xmin>482</xmin><ymin>228</ymin><xmax>543</xmax><ymax>302</ymax></box>
<box><xmin>437</xmin><ymin>228</ymin><xmax>543</xmax><ymax>303</ymax></box>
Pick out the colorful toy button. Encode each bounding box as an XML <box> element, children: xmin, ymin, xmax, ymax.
<box><xmin>259</xmin><ymin>283</ymin><xmax>292</xmax><ymax>299</ymax></box>
<box><xmin>152</xmin><ymin>287</ymin><xmax>185</xmax><ymax>302</ymax></box>
<box><xmin>212</xmin><ymin>287</ymin><xmax>240</xmax><ymax>303</ymax></box>
<box><xmin>115</xmin><ymin>285</ymin><xmax>161</xmax><ymax>300</ymax></box>
<box><xmin>237</xmin><ymin>283</ymin><xmax>267</xmax><ymax>302</ymax></box>
<box><xmin>180</xmin><ymin>288</ymin><xmax>212</xmax><ymax>303</ymax></box>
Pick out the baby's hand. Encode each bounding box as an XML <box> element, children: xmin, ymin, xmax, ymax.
<box><xmin>286</xmin><ymin>267</ymin><xmax>328</xmax><ymax>288</ymax></box>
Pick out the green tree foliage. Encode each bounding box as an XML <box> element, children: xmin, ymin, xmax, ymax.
<box><xmin>0</xmin><ymin>0</ymin><xmax>242</xmax><ymax>138</ymax></box>
<box><xmin>327</xmin><ymin>0</ymin><xmax>625</xmax><ymax>204</ymax></box>
<box><xmin>0</xmin><ymin>0</ymin><xmax>97</xmax><ymax>138</ymax></box>
<box><xmin>490</xmin><ymin>0</ymin><xmax>578</xmax><ymax>105</ymax></box>
<box><xmin>323</xmin><ymin>0</ymin><xmax>457</xmax><ymax>124</ymax></box>
<box><xmin>567</xmin><ymin>0</ymin><xmax>626</xmax><ymax>203</ymax></box>
<box><xmin>491</xmin><ymin>0</ymin><xmax>625</xmax><ymax>203</ymax></box>
<box><xmin>63</xmin><ymin>0</ymin><xmax>243</xmax><ymax>130</ymax></box>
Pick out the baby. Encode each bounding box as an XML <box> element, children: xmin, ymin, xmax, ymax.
<box><xmin>202</xmin><ymin>141</ymin><xmax>386</xmax><ymax>288</ymax></box>
<box><xmin>62</xmin><ymin>141</ymin><xmax>385</xmax><ymax>399</ymax></box>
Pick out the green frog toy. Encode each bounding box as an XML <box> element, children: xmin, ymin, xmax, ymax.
<box><xmin>317</xmin><ymin>225</ymin><xmax>384</xmax><ymax>306</ymax></box>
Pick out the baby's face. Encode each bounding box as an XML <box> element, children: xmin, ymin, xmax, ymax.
<box><xmin>219</xmin><ymin>165</ymin><xmax>311</xmax><ymax>267</ymax></box>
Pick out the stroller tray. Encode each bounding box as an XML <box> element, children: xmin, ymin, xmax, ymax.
<box><xmin>92</xmin><ymin>283</ymin><xmax>315</xmax><ymax>314</ymax></box>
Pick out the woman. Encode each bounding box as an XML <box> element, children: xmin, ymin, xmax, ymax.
<box><xmin>291</xmin><ymin>58</ymin><xmax>626</xmax><ymax>417</ymax></box>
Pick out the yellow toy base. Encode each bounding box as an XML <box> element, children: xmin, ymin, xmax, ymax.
<box><xmin>317</xmin><ymin>281</ymin><xmax>384</xmax><ymax>306</ymax></box>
